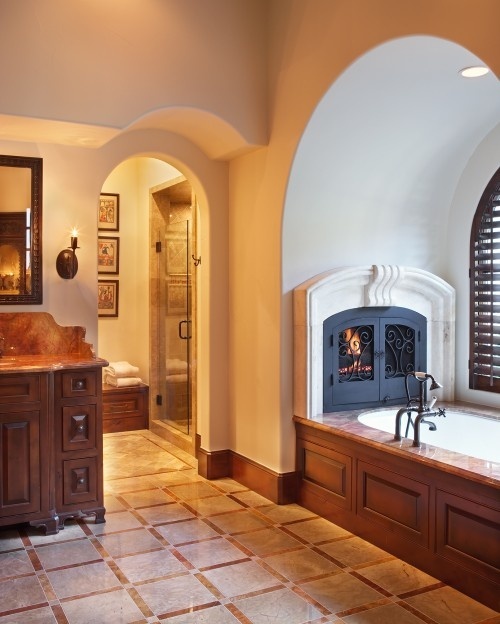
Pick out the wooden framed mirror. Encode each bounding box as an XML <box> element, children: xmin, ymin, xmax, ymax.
<box><xmin>0</xmin><ymin>155</ymin><xmax>42</xmax><ymax>304</ymax></box>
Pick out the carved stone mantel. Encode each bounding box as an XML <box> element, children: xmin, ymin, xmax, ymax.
<box><xmin>293</xmin><ymin>265</ymin><xmax>456</xmax><ymax>419</ymax></box>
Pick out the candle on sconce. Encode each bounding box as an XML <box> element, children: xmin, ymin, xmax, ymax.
<box><xmin>70</xmin><ymin>229</ymin><xmax>79</xmax><ymax>250</ymax></box>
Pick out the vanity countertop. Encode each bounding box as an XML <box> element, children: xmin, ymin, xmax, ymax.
<box><xmin>0</xmin><ymin>354</ymin><xmax>108</xmax><ymax>374</ymax></box>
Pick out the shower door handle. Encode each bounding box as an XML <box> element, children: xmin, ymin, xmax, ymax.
<box><xmin>178</xmin><ymin>320</ymin><xmax>191</xmax><ymax>340</ymax></box>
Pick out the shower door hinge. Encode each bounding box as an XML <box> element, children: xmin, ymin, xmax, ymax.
<box><xmin>156</xmin><ymin>241</ymin><xmax>162</xmax><ymax>253</ymax></box>
<box><xmin>156</xmin><ymin>394</ymin><xmax>163</xmax><ymax>405</ymax></box>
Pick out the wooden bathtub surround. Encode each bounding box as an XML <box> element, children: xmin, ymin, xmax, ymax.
<box><xmin>0</xmin><ymin>312</ymin><xmax>107</xmax><ymax>534</ymax></box>
<box><xmin>294</xmin><ymin>406</ymin><xmax>500</xmax><ymax>612</ymax></box>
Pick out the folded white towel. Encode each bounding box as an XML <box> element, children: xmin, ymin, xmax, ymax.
<box><xmin>105</xmin><ymin>361</ymin><xmax>140</xmax><ymax>378</ymax></box>
<box><xmin>166</xmin><ymin>358</ymin><xmax>188</xmax><ymax>374</ymax></box>
<box><xmin>105</xmin><ymin>375</ymin><xmax>143</xmax><ymax>387</ymax></box>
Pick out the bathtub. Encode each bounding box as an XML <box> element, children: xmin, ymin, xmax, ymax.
<box><xmin>358</xmin><ymin>408</ymin><xmax>499</xmax><ymax>463</ymax></box>
<box><xmin>294</xmin><ymin>404</ymin><xmax>500</xmax><ymax>610</ymax></box>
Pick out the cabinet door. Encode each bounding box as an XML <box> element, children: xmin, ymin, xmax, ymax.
<box><xmin>0</xmin><ymin>410</ymin><xmax>41</xmax><ymax>517</ymax></box>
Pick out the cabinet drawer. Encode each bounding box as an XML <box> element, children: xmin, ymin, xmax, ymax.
<box><xmin>62</xmin><ymin>404</ymin><xmax>96</xmax><ymax>452</ymax></box>
<box><xmin>0</xmin><ymin>375</ymin><xmax>41</xmax><ymax>404</ymax></box>
<box><xmin>61</xmin><ymin>371</ymin><xmax>97</xmax><ymax>398</ymax></box>
<box><xmin>62</xmin><ymin>458</ymin><xmax>97</xmax><ymax>506</ymax></box>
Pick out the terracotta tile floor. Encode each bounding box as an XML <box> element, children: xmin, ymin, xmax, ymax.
<box><xmin>0</xmin><ymin>430</ymin><xmax>498</xmax><ymax>624</ymax></box>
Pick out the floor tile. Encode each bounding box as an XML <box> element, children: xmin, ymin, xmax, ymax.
<box><xmin>206</xmin><ymin>509</ymin><xmax>273</xmax><ymax>535</ymax></box>
<box><xmin>185</xmin><ymin>495</ymin><xmax>246</xmax><ymax>516</ymax></box>
<box><xmin>284</xmin><ymin>517</ymin><xmax>352</xmax><ymax>543</ymax></box>
<box><xmin>0</xmin><ymin>606</ymin><xmax>57</xmax><ymax>623</ymax></box>
<box><xmin>176</xmin><ymin>536</ymin><xmax>248</xmax><ymax>569</ymax></box>
<box><xmin>404</xmin><ymin>585</ymin><xmax>500</xmax><ymax>623</ymax></box>
<box><xmin>233</xmin><ymin>526</ymin><xmax>304</xmax><ymax>556</ymax></box>
<box><xmin>230</xmin><ymin>490</ymin><xmax>274</xmax><ymax>508</ymax></box>
<box><xmin>85</xmin><ymin>510</ymin><xmax>145</xmax><ymax>535</ymax></box>
<box><xmin>35</xmin><ymin>538</ymin><xmax>101</xmax><ymax>570</ymax></box>
<box><xmin>0</xmin><ymin>528</ymin><xmax>24</xmax><ymax>552</ymax></box>
<box><xmin>115</xmin><ymin>548</ymin><xmax>186</xmax><ymax>583</ymax></box>
<box><xmin>136</xmin><ymin>573</ymin><xmax>217</xmax><ymax>616</ymax></box>
<box><xmin>155</xmin><ymin>518</ymin><xmax>220</xmax><ymax>545</ymax></box>
<box><xmin>103</xmin><ymin>494</ymin><xmax>128</xmax><ymax>513</ymax></box>
<box><xmin>60</xmin><ymin>588</ymin><xmax>145</xmax><ymax>624</ymax></box>
<box><xmin>234</xmin><ymin>586</ymin><xmax>324</xmax><ymax>623</ymax></box>
<box><xmin>48</xmin><ymin>561</ymin><xmax>121</xmax><ymax>598</ymax></box>
<box><xmin>210</xmin><ymin>478</ymin><xmax>250</xmax><ymax>494</ymax></box>
<box><xmin>264</xmin><ymin>547</ymin><xmax>341</xmax><ymax>581</ymax></box>
<box><xmin>300</xmin><ymin>572</ymin><xmax>385</xmax><ymax>614</ymax></box>
<box><xmin>164</xmin><ymin>604</ymin><xmax>240</xmax><ymax>623</ymax></box>
<box><xmin>342</xmin><ymin>602</ymin><xmax>426</xmax><ymax>623</ymax></box>
<box><xmin>0</xmin><ymin>550</ymin><xmax>34</xmax><ymax>580</ymax></box>
<box><xmin>257</xmin><ymin>503</ymin><xmax>317</xmax><ymax>524</ymax></box>
<box><xmin>166</xmin><ymin>481</ymin><xmax>224</xmax><ymax>500</ymax></box>
<box><xmin>27</xmin><ymin>520</ymin><xmax>88</xmax><ymax>545</ymax></box>
<box><xmin>319</xmin><ymin>536</ymin><xmax>390</xmax><ymax>567</ymax></box>
<box><xmin>97</xmin><ymin>527</ymin><xmax>163</xmax><ymax>557</ymax></box>
<box><xmin>355</xmin><ymin>559</ymin><xmax>438</xmax><ymax>595</ymax></box>
<box><xmin>202</xmin><ymin>560</ymin><xmax>283</xmax><ymax>598</ymax></box>
<box><xmin>119</xmin><ymin>488</ymin><xmax>175</xmax><ymax>508</ymax></box>
<box><xmin>0</xmin><ymin>574</ymin><xmax>47</xmax><ymax>611</ymax></box>
<box><xmin>135</xmin><ymin>502</ymin><xmax>195</xmax><ymax>525</ymax></box>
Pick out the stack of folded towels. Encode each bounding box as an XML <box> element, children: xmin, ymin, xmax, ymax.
<box><xmin>103</xmin><ymin>361</ymin><xmax>142</xmax><ymax>387</ymax></box>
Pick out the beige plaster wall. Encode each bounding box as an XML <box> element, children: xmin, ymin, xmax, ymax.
<box><xmin>227</xmin><ymin>1</ymin><xmax>500</xmax><ymax>473</ymax></box>
<box><xmin>0</xmin><ymin>1</ymin><xmax>499</xmax><ymax>475</ymax></box>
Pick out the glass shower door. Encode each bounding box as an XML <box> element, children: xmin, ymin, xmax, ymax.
<box><xmin>164</xmin><ymin>219</ymin><xmax>192</xmax><ymax>434</ymax></box>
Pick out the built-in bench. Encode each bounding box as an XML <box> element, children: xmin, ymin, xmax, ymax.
<box><xmin>102</xmin><ymin>383</ymin><xmax>149</xmax><ymax>433</ymax></box>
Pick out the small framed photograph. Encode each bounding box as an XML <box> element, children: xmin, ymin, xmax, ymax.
<box><xmin>98</xmin><ymin>193</ymin><xmax>120</xmax><ymax>231</ymax></box>
<box><xmin>98</xmin><ymin>236</ymin><xmax>120</xmax><ymax>274</ymax></box>
<box><xmin>167</xmin><ymin>274</ymin><xmax>190</xmax><ymax>315</ymax></box>
<box><xmin>98</xmin><ymin>279</ymin><xmax>119</xmax><ymax>317</ymax></box>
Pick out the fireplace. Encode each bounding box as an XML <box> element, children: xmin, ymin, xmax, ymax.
<box><xmin>294</xmin><ymin>265</ymin><xmax>455</xmax><ymax>418</ymax></box>
<box><xmin>324</xmin><ymin>306</ymin><xmax>427</xmax><ymax>411</ymax></box>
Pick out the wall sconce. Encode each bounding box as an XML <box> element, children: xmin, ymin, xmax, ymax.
<box><xmin>56</xmin><ymin>230</ymin><xmax>79</xmax><ymax>279</ymax></box>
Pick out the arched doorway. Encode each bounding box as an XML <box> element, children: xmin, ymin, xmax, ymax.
<box><xmin>98</xmin><ymin>157</ymin><xmax>199</xmax><ymax>455</ymax></box>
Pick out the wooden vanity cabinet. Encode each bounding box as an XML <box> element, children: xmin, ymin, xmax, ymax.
<box><xmin>0</xmin><ymin>373</ymin><xmax>57</xmax><ymax>534</ymax></box>
<box><xmin>0</xmin><ymin>312</ymin><xmax>108</xmax><ymax>534</ymax></box>
<box><xmin>53</xmin><ymin>368</ymin><xmax>105</xmax><ymax>527</ymax></box>
<box><xmin>0</xmin><ymin>364</ymin><xmax>106</xmax><ymax>535</ymax></box>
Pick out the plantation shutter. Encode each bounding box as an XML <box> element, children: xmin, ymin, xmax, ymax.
<box><xmin>470</xmin><ymin>167</ymin><xmax>500</xmax><ymax>392</ymax></box>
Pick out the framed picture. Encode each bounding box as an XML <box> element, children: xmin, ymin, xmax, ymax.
<box><xmin>166</xmin><ymin>235</ymin><xmax>187</xmax><ymax>274</ymax></box>
<box><xmin>167</xmin><ymin>274</ymin><xmax>190</xmax><ymax>315</ymax></box>
<box><xmin>98</xmin><ymin>280</ymin><xmax>119</xmax><ymax>317</ymax></box>
<box><xmin>98</xmin><ymin>193</ymin><xmax>120</xmax><ymax>231</ymax></box>
<box><xmin>98</xmin><ymin>236</ymin><xmax>120</xmax><ymax>274</ymax></box>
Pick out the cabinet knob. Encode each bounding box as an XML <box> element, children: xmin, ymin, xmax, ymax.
<box><xmin>76</xmin><ymin>424</ymin><xmax>85</xmax><ymax>432</ymax></box>
<box><xmin>74</xmin><ymin>380</ymin><xmax>85</xmax><ymax>390</ymax></box>
<box><xmin>77</xmin><ymin>477</ymin><xmax>86</xmax><ymax>485</ymax></box>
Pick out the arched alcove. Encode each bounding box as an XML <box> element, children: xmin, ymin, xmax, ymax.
<box><xmin>282</xmin><ymin>35</ymin><xmax>500</xmax><ymax>410</ymax></box>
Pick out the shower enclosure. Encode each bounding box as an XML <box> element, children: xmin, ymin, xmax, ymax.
<box><xmin>149</xmin><ymin>177</ymin><xmax>197</xmax><ymax>450</ymax></box>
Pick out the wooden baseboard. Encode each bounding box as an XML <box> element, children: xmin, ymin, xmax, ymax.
<box><xmin>197</xmin><ymin>446</ymin><xmax>231</xmax><ymax>480</ymax></box>
<box><xmin>196</xmin><ymin>443</ymin><xmax>298</xmax><ymax>505</ymax></box>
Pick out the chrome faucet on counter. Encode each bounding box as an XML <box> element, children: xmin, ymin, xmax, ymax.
<box><xmin>394</xmin><ymin>371</ymin><xmax>446</xmax><ymax>447</ymax></box>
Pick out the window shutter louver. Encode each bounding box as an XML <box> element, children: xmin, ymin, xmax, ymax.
<box><xmin>470</xmin><ymin>168</ymin><xmax>500</xmax><ymax>392</ymax></box>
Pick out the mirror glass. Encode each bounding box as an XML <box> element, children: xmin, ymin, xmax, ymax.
<box><xmin>0</xmin><ymin>155</ymin><xmax>42</xmax><ymax>304</ymax></box>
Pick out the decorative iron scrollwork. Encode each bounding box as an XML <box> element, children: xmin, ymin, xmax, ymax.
<box><xmin>385</xmin><ymin>324</ymin><xmax>415</xmax><ymax>378</ymax></box>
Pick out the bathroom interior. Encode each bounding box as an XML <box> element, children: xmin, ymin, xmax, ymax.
<box><xmin>0</xmin><ymin>1</ymin><xmax>499</xmax><ymax>620</ymax></box>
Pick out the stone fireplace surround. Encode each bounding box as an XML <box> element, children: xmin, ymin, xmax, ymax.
<box><xmin>293</xmin><ymin>265</ymin><xmax>455</xmax><ymax>419</ymax></box>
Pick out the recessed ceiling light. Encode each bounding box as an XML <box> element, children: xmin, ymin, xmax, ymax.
<box><xmin>460</xmin><ymin>66</ymin><xmax>490</xmax><ymax>78</ymax></box>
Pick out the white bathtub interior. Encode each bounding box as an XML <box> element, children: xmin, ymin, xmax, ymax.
<box><xmin>358</xmin><ymin>408</ymin><xmax>499</xmax><ymax>463</ymax></box>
